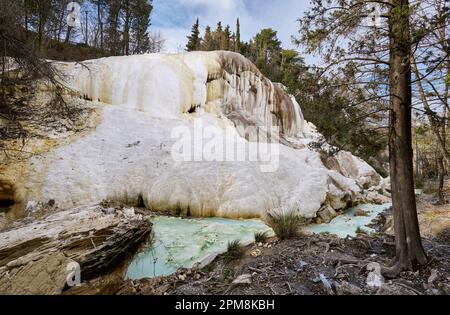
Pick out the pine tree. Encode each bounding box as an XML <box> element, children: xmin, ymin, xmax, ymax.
<box><xmin>213</xmin><ymin>22</ymin><xmax>223</xmax><ymax>50</ymax></box>
<box><xmin>123</xmin><ymin>0</ymin><xmax>131</xmax><ymax>55</ymax></box>
<box><xmin>130</xmin><ymin>0</ymin><xmax>153</xmax><ymax>54</ymax></box>
<box><xmin>235</xmin><ymin>18</ymin><xmax>241</xmax><ymax>53</ymax></box>
<box><xmin>230</xmin><ymin>32</ymin><xmax>236</xmax><ymax>52</ymax></box>
<box><xmin>186</xmin><ymin>18</ymin><xmax>201</xmax><ymax>51</ymax></box>
<box><xmin>202</xmin><ymin>25</ymin><xmax>214</xmax><ymax>51</ymax></box>
<box><xmin>297</xmin><ymin>0</ymin><xmax>429</xmax><ymax>276</ymax></box>
<box><xmin>221</xmin><ymin>25</ymin><xmax>231</xmax><ymax>50</ymax></box>
<box><xmin>105</xmin><ymin>0</ymin><xmax>122</xmax><ymax>55</ymax></box>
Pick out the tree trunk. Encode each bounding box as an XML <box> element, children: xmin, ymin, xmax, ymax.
<box><xmin>438</xmin><ymin>153</ymin><xmax>445</xmax><ymax>203</ymax></box>
<box><xmin>65</xmin><ymin>26</ymin><xmax>73</xmax><ymax>43</ymax></box>
<box><xmin>24</xmin><ymin>6</ymin><xmax>29</xmax><ymax>38</ymax></box>
<box><xmin>438</xmin><ymin>107</ymin><xmax>447</xmax><ymax>204</ymax></box>
<box><xmin>384</xmin><ymin>0</ymin><xmax>428</xmax><ymax>277</ymax></box>
<box><xmin>123</xmin><ymin>0</ymin><xmax>131</xmax><ymax>55</ymax></box>
<box><xmin>415</xmin><ymin>137</ymin><xmax>420</xmax><ymax>177</ymax></box>
<box><xmin>57</xmin><ymin>3</ymin><xmax>65</xmax><ymax>42</ymax></box>
<box><xmin>38</xmin><ymin>13</ymin><xmax>44</xmax><ymax>49</ymax></box>
<box><xmin>98</xmin><ymin>0</ymin><xmax>104</xmax><ymax>49</ymax></box>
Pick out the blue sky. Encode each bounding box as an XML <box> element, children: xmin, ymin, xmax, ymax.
<box><xmin>151</xmin><ymin>0</ymin><xmax>312</xmax><ymax>58</ymax></box>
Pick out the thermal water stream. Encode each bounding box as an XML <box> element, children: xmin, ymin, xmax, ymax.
<box><xmin>126</xmin><ymin>216</ymin><xmax>272</xmax><ymax>279</ymax></box>
<box><xmin>304</xmin><ymin>203</ymin><xmax>392</xmax><ymax>238</ymax></box>
<box><xmin>126</xmin><ymin>203</ymin><xmax>391</xmax><ymax>279</ymax></box>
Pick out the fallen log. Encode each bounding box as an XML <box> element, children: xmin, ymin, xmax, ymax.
<box><xmin>0</xmin><ymin>205</ymin><xmax>152</xmax><ymax>295</ymax></box>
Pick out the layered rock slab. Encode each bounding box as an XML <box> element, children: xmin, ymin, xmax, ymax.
<box><xmin>0</xmin><ymin>206</ymin><xmax>151</xmax><ymax>294</ymax></box>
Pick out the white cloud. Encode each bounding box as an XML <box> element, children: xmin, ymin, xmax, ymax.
<box><xmin>152</xmin><ymin>0</ymin><xmax>315</xmax><ymax>62</ymax></box>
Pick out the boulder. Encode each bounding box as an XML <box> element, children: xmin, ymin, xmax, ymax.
<box><xmin>317</xmin><ymin>205</ymin><xmax>338</xmax><ymax>224</ymax></box>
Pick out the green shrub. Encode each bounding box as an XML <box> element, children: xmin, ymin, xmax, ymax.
<box><xmin>254</xmin><ymin>231</ymin><xmax>269</xmax><ymax>243</ymax></box>
<box><xmin>355</xmin><ymin>226</ymin><xmax>367</xmax><ymax>235</ymax></box>
<box><xmin>414</xmin><ymin>177</ymin><xmax>425</xmax><ymax>189</ymax></box>
<box><xmin>223</xmin><ymin>240</ymin><xmax>244</xmax><ymax>261</ymax></box>
<box><xmin>267</xmin><ymin>211</ymin><xmax>303</xmax><ymax>240</ymax></box>
<box><xmin>221</xmin><ymin>268</ymin><xmax>235</xmax><ymax>282</ymax></box>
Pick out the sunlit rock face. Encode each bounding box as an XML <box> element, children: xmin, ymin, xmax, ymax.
<box><xmin>8</xmin><ymin>51</ymin><xmax>386</xmax><ymax>220</ymax></box>
<box><xmin>59</xmin><ymin>51</ymin><xmax>305</xmax><ymax>137</ymax></box>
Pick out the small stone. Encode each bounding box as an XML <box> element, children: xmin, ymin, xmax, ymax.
<box><xmin>250</xmin><ymin>248</ymin><xmax>261</xmax><ymax>258</ymax></box>
<box><xmin>232</xmin><ymin>274</ymin><xmax>252</xmax><ymax>285</ymax></box>
<box><xmin>178</xmin><ymin>274</ymin><xmax>187</xmax><ymax>281</ymax></box>
<box><xmin>366</xmin><ymin>262</ymin><xmax>385</xmax><ymax>290</ymax></box>
<box><xmin>334</xmin><ymin>281</ymin><xmax>363</xmax><ymax>295</ymax></box>
<box><xmin>428</xmin><ymin>269</ymin><xmax>438</xmax><ymax>284</ymax></box>
<box><xmin>195</xmin><ymin>274</ymin><xmax>201</xmax><ymax>280</ymax></box>
<box><xmin>123</xmin><ymin>207</ymin><xmax>135</xmax><ymax>219</ymax></box>
<box><xmin>353</xmin><ymin>209</ymin><xmax>369</xmax><ymax>217</ymax></box>
<box><xmin>257</xmin><ymin>242</ymin><xmax>263</xmax><ymax>247</ymax></box>
<box><xmin>25</xmin><ymin>201</ymin><xmax>38</xmax><ymax>213</ymax></box>
<box><xmin>268</xmin><ymin>244</ymin><xmax>272</xmax><ymax>248</ymax></box>
<box><xmin>312</xmin><ymin>277</ymin><xmax>321</xmax><ymax>284</ymax></box>
<box><xmin>320</xmin><ymin>273</ymin><xmax>333</xmax><ymax>292</ymax></box>
<box><xmin>296</xmin><ymin>260</ymin><xmax>308</xmax><ymax>272</ymax></box>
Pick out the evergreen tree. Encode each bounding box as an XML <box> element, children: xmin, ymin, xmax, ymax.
<box><xmin>105</xmin><ymin>0</ymin><xmax>122</xmax><ymax>55</ymax></box>
<box><xmin>213</xmin><ymin>22</ymin><xmax>223</xmax><ymax>50</ymax></box>
<box><xmin>186</xmin><ymin>18</ymin><xmax>201</xmax><ymax>51</ymax></box>
<box><xmin>130</xmin><ymin>0</ymin><xmax>153</xmax><ymax>54</ymax></box>
<box><xmin>202</xmin><ymin>25</ymin><xmax>215</xmax><ymax>51</ymax></box>
<box><xmin>252</xmin><ymin>28</ymin><xmax>283</xmax><ymax>80</ymax></box>
<box><xmin>222</xmin><ymin>25</ymin><xmax>231</xmax><ymax>50</ymax></box>
<box><xmin>230</xmin><ymin>32</ymin><xmax>236</xmax><ymax>52</ymax></box>
<box><xmin>123</xmin><ymin>0</ymin><xmax>131</xmax><ymax>55</ymax></box>
<box><xmin>297</xmin><ymin>0</ymin><xmax>429</xmax><ymax>276</ymax></box>
<box><xmin>235</xmin><ymin>18</ymin><xmax>241</xmax><ymax>53</ymax></box>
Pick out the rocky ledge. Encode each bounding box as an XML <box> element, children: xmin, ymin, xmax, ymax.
<box><xmin>0</xmin><ymin>205</ymin><xmax>152</xmax><ymax>295</ymax></box>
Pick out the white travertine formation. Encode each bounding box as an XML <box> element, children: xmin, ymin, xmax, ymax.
<box><xmin>6</xmin><ymin>51</ymin><xmax>386</xmax><ymax>220</ymax></box>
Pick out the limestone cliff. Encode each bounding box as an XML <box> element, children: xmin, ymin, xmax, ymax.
<box><xmin>1</xmin><ymin>51</ymin><xmax>387</xmax><ymax>222</ymax></box>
